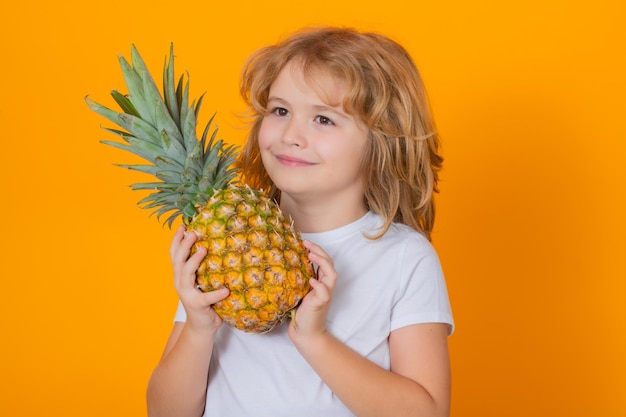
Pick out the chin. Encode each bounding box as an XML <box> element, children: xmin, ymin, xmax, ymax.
<box><xmin>271</xmin><ymin>180</ymin><xmax>311</xmax><ymax>198</ymax></box>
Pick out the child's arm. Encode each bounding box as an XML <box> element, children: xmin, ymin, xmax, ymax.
<box><xmin>146</xmin><ymin>226</ymin><xmax>229</xmax><ymax>417</ymax></box>
<box><xmin>289</xmin><ymin>241</ymin><xmax>451</xmax><ymax>417</ymax></box>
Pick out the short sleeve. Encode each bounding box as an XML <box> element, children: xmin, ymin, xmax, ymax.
<box><xmin>174</xmin><ymin>300</ymin><xmax>187</xmax><ymax>323</ymax></box>
<box><xmin>390</xmin><ymin>237</ymin><xmax>454</xmax><ymax>335</ymax></box>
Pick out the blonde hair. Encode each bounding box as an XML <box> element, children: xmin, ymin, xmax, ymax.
<box><xmin>239</xmin><ymin>27</ymin><xmax>443</xmax><ymax>241</ymax></box>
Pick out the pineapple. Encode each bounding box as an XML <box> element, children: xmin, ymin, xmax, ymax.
<box><xmin>86</xmin><ymin>44</ymin><xmax>313</xmax><ymax>333</ymax></box>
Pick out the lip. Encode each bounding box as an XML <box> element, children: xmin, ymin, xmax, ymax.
<box><xmin>275</xmin><ymin>154</ymin><xmax>315</xmax><ymax>167</ymax></box>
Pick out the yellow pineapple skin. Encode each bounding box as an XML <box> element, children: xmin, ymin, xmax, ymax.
<box><xmin>190</xmin><ymin>186</ymin><xmax>313</xmax><ymax>333</ymax></box>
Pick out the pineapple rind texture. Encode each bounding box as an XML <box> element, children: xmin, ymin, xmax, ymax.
<box><xmin>86</xmin><ymin>44</ymin><xmax>313</xmax><ymax>333</ymax></box>
<box><xmin>192</xmin><ymin>186</ymin><xmax>313</xmax><ymax>333</ymax></box>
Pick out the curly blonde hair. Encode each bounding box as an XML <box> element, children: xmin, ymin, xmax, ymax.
<box><xmin>239</xmin><ymin>27</ymin><xmax>443</xmax><ymax>241</ymax></box>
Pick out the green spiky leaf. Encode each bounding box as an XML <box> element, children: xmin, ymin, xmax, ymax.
<box><xmin>86</xmin><ymin>44</ymin><xmax>241</xmax><ymax>226</ymax></box>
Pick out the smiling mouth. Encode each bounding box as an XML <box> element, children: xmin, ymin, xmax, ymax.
<box><xmin>275</xmin><ymin>154</ymin><xmax>314</xmax><ymax>167</ymax></box>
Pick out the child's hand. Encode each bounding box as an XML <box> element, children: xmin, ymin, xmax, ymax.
<box><xmin>288</xmin><ymin>240</ymin><xmax>337</xmax><ymax>345</ymax></box>
<box><xmin>170</xmin><ymin>225</ymin><xmax>229</xmax><ymax>333</ymax></box>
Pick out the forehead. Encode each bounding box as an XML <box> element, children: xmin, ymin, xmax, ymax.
<box><xmin>272</xmin><ymin>59</ymin><xmax>347</xmax><ymax>107</ymax></box>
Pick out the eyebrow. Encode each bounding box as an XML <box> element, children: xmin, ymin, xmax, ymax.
<box><xmin>267</xmin><ymin>97</ymin><xmax>350</xmax><ymax>121</ymax></box>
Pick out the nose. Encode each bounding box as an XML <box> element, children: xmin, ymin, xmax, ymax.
<box><xmin>282</xmin><ymin>116</ymin><xmax>306</xmax><ymax>147</ymax></box>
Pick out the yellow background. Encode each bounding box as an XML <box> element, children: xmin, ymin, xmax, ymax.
<box><xmin>1</xmin><ymin>0</ymin><xmax>624</xmax><ymax>415</ymax></box>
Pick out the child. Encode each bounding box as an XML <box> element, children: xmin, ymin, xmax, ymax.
<box><xmin>147</xmin><ymin>26</ymin><xmax>454</xmax><ymax>417</ymax></box>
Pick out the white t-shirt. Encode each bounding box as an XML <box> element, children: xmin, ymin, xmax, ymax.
<box><xmin>174</xmin><ymin>211</ymin><xmax>454</xmax><ymax>416</ymax></box>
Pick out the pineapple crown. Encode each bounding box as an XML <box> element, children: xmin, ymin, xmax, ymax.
<box><xmin>86</xmin><ymin>44</ymin><xmax>240</xmax><ymax>227</ymax></box>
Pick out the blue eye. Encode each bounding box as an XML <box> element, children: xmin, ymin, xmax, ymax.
<box><xmin>315</xmin><ymin>115</ymin><xmax>334</xmax><ymax>125</ymax></box>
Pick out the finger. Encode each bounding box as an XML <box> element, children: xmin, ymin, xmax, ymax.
<box><xmin>308</xmin><ymin>278</ymin><xmax>331</xmax><ymax>304</ymax></box>
<box><xmin>202</xmin><ymin>287</ymin><xmax>230</xmax><ymax>305</ymax></box>
<box><xmin>182</xmin><ymin>245</ymin><xmax>207</xmax><ymax>277</ymax></box>
<box><xmin>306</xmin><ymin>251</ymin><xmax>336</xmax><ymax>286</ymax></box>
<box><xmin>303</xmin><ymin>239</ymin><xmax>323</xmax><ymax>255</ymax></box>
<box><xmin>303</xmin><ymin>240</ymin><xmax>333</xmax><ymax>265</ymax></box>
<box><xmin>302</xmin><ymin>242</ymin><xmax>337</xmax><ymax>291</ymax></box>
<box><xmin>169</xmin><ymin>224</ymin><xmax>186</xmax><ymax>258</ymax></box>
<box><xmin>174</xmin><ymin>247</ymin><xmax>207</xmax><ymax>293</ymax></box>
<box><xmin>173</xmin><ymin>229</ymin><xmax>199</xmax><ymax>267</ymax></box>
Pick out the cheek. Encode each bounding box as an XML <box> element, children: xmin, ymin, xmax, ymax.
<box><xmin>257</xmin><ymin>118</ymin><xmax>276</xmax><ymax>150</ymax></box>
<box><xmin>257</xmin><ymin>120</ymin><xmax>279</xmax><ymax>172</ymax></box>
<box><xmin>320</xmin><ymin>130</ymin><xmax>368</xmax><ymax>164</ymax></box>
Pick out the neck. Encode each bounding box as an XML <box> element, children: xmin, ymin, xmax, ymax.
<box><xmin>279</xmin><ymin>192</ymin><xmax>368</xmax><ymax>233</ymax></box>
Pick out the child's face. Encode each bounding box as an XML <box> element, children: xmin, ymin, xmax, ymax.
<box><xmin>258</xmin><ymin>61</ymin><xmax>369</xmax><ymax>203</ymax></box>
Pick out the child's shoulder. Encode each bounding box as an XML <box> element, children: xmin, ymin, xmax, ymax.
<box><xmin>367</xmin><ymin>212</ymin><xmax>435</xmax><ymax>253</ymax></box>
